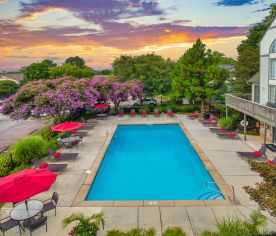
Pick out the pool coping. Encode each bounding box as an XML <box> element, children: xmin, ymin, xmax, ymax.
<box><xmin>72</xmin><ymin>121</ymin><xmax>238</xmax><ymax>207</ymax></box>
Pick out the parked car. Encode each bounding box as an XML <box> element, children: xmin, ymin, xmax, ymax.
<box><xmin>132</xmin><ymin>98</ymin><xmax>157</xmax><ymax>106</ymax></box>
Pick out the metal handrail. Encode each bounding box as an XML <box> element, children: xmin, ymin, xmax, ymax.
<box><xmin>206</xmin><ymin>181</ymin><xmax>236</xmax><ymax>203</ymax></box>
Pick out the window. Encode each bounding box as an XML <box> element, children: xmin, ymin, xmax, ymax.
<box><xmin>253</xmin><ymin>84</ymin><xmax>260</xmax><ymax>103</ymax></box>
<box><xmin>269</xmin><ymin>85</ymin><xmax>276</xmax><ymax>104</ymax></box>
<box><xmin>270</xmin><ymin>40</ymin><xmax>276</xmax><ymax>53</ymax></box>
<box><xmin>271</xmin><ymin>59</ymin><xmax>276</xmax><ymax>80</ymax></box>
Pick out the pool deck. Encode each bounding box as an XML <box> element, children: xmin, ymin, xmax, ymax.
<box><xmin>2</xmin><ymin>114</ymin><xmax>276</xmax><ymax>236</ymax></box>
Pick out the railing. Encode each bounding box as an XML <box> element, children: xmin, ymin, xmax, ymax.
<box><xmin>206</xmin><ymin>181</ymin><xmax>236</xmax><ymax>203</ymax></box>
<box><xmin>225</xmin><ymin>93</ymin><xmax>276</xmax><ymax>127</ymax></box>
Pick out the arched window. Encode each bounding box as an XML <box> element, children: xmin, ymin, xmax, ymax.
<box><xmin>270</xmin><ymin>39</ymin><xmax>276</xmax><ymax>53</ymax></box>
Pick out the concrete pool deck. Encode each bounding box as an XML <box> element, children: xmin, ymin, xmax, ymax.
<box><xmin>2</xmin><ymin>114</ymin><xmax>276</xmax><ymax>236</ymax></box>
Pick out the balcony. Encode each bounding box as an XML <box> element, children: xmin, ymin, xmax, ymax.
<box><xmin>225</xmin><ymin>93</ymin><xmax>276</xmax><ymax>127</ymax></box>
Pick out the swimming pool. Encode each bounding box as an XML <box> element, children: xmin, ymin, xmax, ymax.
<box><xmin>86</xmin><ymin>124</ymin><xmax>224</xmax><ymax>201</ymax></box>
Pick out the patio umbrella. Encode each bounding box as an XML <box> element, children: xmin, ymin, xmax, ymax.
<box><xmin>51</xmin><ymin>121</ymin><xmax>83</xmax><ymax>132</ymax></box>
<box><xmin>0</xmin><ymin>168</ymin><xmax>57</xmax><ymax>203</ymax></box>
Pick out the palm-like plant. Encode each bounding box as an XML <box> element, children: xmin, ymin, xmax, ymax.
<box><xmin>200</xmin><ymin>210</ymin><xmax>270</xmax><ymax>236</ymax></box>
<box><xmin>63</xmin><ymin>212</ymin><xmax>105</xmax><ymax>236</ymax></box>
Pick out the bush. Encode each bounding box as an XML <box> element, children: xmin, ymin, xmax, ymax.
<box><xmin>0</xmin><ymin>80</ymin><xmax>18</xmax><ymax>97</ymax></box>
<box><xmin>200</xmin><ymin>211</ymin><xmax>270</xmax><ymax>236</ymax></box>
<box><xmin>106</xmin><ymin>228</ymin><xmax>156</xmax><ymax>236</ymax></box>
<box><xmin>218</xmin><ymin>117</ymin><xmax>235</xmax><ymax>130</ymax></box>
<box><xmin>244</xmin><ymin>160</ymin><xmax>276</xmax><ymax>216</ymax></box>
<box><xmin>9</xmin><ymin>164</ymin><xmax>31</xmax><ymax>174</ymax></box>
<box><xmin>162</xmin><ymin>227</ymin><xmax>187</xmax><ymax>236</ymax></box>
<box><xmin>35</xmin><ymin>126</ymin><xmax>57</xmax><ymax>140</ymax></box>
<box><xmin>12</xmin><ymin>136</ymin><xmax>48</xmax><ymax>164</ymax></box>
<box><xmin>0</xmin><ymin>153</ymin><xmax>14</xmax><ymax>177</ymax></box>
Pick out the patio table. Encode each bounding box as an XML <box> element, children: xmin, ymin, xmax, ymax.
<box><xmin>96</xmin><ymin>113</ymin><xmax>108</xmax><ymax>120</ymax></box>
<box><xmin>10</xmin><ymin>200</ymin><xmax>43</xmax><ymax>221</ymax></box>
<box><xmin>60</xmin><ymin>137</ymin><xmax>80</xmax><ymax>143</ymax></box>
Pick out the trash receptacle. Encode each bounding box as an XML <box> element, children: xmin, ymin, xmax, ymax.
<box><xmin>204</xmin><ymin>112</ymin><xmax>210</xmax><ymax>120</ymax></box>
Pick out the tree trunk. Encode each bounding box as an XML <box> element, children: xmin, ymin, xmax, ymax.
<box><xmin>201</xmin><ymin>99</ymin><xmax>206</xmax><ymax>114</ymax></box>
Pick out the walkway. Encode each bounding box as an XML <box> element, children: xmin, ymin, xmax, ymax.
<box><xmin>1</xmin><ymin>114</ymin><xmax>276</xmax><ymax>236</ymax></box>
<box><xmin>0</xmin><ymin>114</ymin><xmax>50</xmax><ymax>153</ymax></box>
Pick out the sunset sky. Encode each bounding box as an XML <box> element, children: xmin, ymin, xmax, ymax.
<box><xmin>0</xmin><ymin>0</ymin><xmax>274</xmax><ymax>71</ymax></box>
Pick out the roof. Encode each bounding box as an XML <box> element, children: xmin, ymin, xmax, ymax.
<box><xmin>0</xmin><ymin>73</ymin><xmax>23</xmax><ymax>83</ymax></box>
<box><xmin>259</xmin><ymin>16</ymin><xmax>276</xmax><ymax>45</ymax></box>
<box><xmin>248</xmin><ymin>72</ymin><xmax>260</xmax><ymax>84</ymax></box>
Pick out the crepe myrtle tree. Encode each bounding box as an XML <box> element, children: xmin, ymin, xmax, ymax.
<box><xmin>0</xmin><ymin>76</ymin><xmax>143</xmax><ymax>120</ymax></box>
<box><xmin>109</xmin><ymin>82</ymin><xmax>130</xmax><ymax>111</ymax></box>
<box><xmin>129</xmin><ymin>80</ymin><xmax>144</xmax><ymax>105</ymax></box>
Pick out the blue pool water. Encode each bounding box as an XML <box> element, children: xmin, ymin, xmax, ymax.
<box><xmin>86</xmin><ymin>124</ymin><xmax>224</xmax><ymax>201</ymax></box>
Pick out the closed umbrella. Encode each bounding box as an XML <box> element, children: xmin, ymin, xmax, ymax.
<box><xmin>51</xmin><ymin>121</ymin><xmax>83</xmax><ymax>132</ymax></box>
<box><xmin>92</xmin><ymin>104</ymin><xmax>110</xmax><ymax>109</ymax></box>
<box><xmin>0</xmin><ymin>168</ymin><xmax>57</xmax><ymax>203</ymax></box>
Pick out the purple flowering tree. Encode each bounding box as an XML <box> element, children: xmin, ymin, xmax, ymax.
<box><xmin>129</xmin><ymin>80</ymin><xmax>144</xmax><ymax>105</ymax></box>
<box><xmin>109</xmin><ymin>82</ymin><xmax>130</xmax><ymax>111</ymax></box>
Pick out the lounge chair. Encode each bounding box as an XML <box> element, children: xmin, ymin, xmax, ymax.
<box><xmin>188</xmin><ymin>111</ymin><xmax>201</xmax><ymax>119</ymax></box>
<box><xmin>166</xmin><ymin>108</ymin><xmax>174</xmax><ymax>117</ymax></box>
<box><xmin>48</xmin><ymin>149</ymin><xmax>78</xmax><ymax>161</ymax></box>
<box><xmin>267</xmin><ymin>157</ymin><xmax>276</xmax><ymax>166</ymax></box>
<box><xmin>32</xmin><ymin>158</ymin><xmax>67</xmax><ymax>172</ymax></box>
<box><xmin>71</xmin><ymin>130</ymin><xmax>88</xmax><ymax>137</ymax></box>
<box><xmin>118</xmin><ymin>109</ymin><xmax>124</xmax><ymax>116</ymax></box>
<box><xmin>141</xmin><ymin>109</ymin><xmax>147</xmax><ymax>117</ymax></box>
<box><xmin>0</xmin><ymin>216</ymin><xmax>22</xmax><ymax>236</ymax></box>
<box><xmin>202</xmin><ymin>119</ymin><xmax>217</xmax><ymax>126</ymax></box>
<box><xmin>199</xmin><ymin>117</ymin><xmax>213</xmax><ymax>124</ymax></box>
<box><xmin>209</xmin><ymin>124</ymin><xmax>230</xmax><ymax>133</ymax></box>
<box><xmin>130</xmin><ymin>108</ymin><xmax>136</xmax><ymax>116</ymax></box>
<box><xmin>42</xmin><ymin>192</ymin><xmax>59</xmax><ymax>216</ymax></box>
<box><xmin>216</xmin><ymin>129</ymin><xmax>240</xmax><ymax>139</ymax></box>
<box><xmin>237</xmin><ymin>145</ymin><xmax>267</xmax><ymax>159</ymax></box>
<box><xmin>153</xmin><ymin>108</ymin><xmax>160</xmax><ymax>116</ymax></box>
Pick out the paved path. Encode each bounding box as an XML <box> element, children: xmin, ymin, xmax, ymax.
<box><xmin>2</xmin><ymin>114</ymin><xmax>276</xmax><ymax>236</ymax></box>
<box><xmin>0</xmin><ymin>114</ymin><xmax>50</xmax><ymax>152</ymax></box>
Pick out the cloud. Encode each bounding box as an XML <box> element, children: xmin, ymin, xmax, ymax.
<box><xmin>19</xmin><ymin>0</ymin><xmax>164</xmax><ymax>23</ymax></box>
<box><xmin>214</xmin><ymin>0</ymin><xmax>259</xmax><ymax>6</ymax></box>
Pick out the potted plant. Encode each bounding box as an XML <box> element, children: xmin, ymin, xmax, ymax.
<box><xmin>63</xmin><ymin>212</ymin><xmax>105</xmax><ymax>236</ymax></box>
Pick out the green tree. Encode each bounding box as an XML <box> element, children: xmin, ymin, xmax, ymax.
<box><xmin>112</xmin><ymin>53</ymin><xmax>174</xmax><ymax>97</ymax></box>
<box><xmin>64</xmin><ymin>56</ymin><xmax>85</xmax><ymax>68</ymax></box>
<box><xmin>22</xmin><ymin>60</ymin><xmax>56</xmax><ymax>83</ymax></box>
<box><xmin>171</xmin><ymin>39</ymin><xmax>229</xmax><ymax>112</ymax></box>
<box><xmin>233</xmin><ymin>4</ymin><xmax>276</xmax><ymax>93</ymax></box>
<box><xmin>49</xmin><ymin>64</ymin><xmax>95</xmax><ymax>79</ymax></box>
<box><xmin>0</xmin><ymin>80</ymin><xmax>18</xmax><ymax>97</ymax></box>
<box><xmin>238</xmin><ymin>4</ymin><xmax>276</xmax><ymax>53</ymax></box>
<box><xmin>233</xmin><ymin>47</ymin><xmax>259</xmax><ymax>93</ymax></box>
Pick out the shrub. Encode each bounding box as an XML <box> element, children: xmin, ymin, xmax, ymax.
<box><xmin>244</xmin><ymin>160</ymin><xmax>276</xmax><ymax>216</ymax></box>
<box><xmin>35</xmin><ymin>126</ymin><xmax>58</xmax><ymax>140</ymax></box>
<box><xmin>162</xmin><ymin>227</ymin><xmax>187</xmax><ymax>236</ymax></box>
<box><xmin>9</xmin><ymin>164</ymin><xmax>31</xmax><ymax>174</ymax></box>
<box><xmin>0</xmin><ymin>153</ymin><xmax>14</xmax><ymax>177</ymax></box>
<box><xmin>63</xmin><ymin>213</ymin><xmax>105</xmax><ymax>236</ymax></box>
<box><xmin>106</xmin><ymin>228</ymin><xmax>156</xmax><ymax>236</ymax></box>
<box><xmin>218</xmin><ymin>117</ymin><xmax>235</xmax><ymax>130</ymax></box>
<box><xmin>12</xmin><ymin>136</ymin><xmax>48</xmax><ymax>164</ymax></box>
<box><xmin>200</xmin><ymin>210</ymin><xmax>270</xmax><ymax>236</ymax></box>
<box><xmin>0</xmin><ymin>80</ymin><xmax>18</xmax><ymax>97</ymax></box>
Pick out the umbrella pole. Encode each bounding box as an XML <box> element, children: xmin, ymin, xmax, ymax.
<box><xmin>25</xmin><ymin>200</ymin><xmax>29</xmax><ymax>210</ymax></box>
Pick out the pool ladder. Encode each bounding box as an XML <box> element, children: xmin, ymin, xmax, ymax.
<box><xmin>206</xmin><ymin>181</ymin><xmax>236</xmax><ymax>203</ymax></box>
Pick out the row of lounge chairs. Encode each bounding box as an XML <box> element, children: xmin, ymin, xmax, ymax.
<box><xmin>118</xmin><ymin>108</ymin><xmax>174</xmax><ymax>117</ymax></box>
<box><xmin>190</xmin><ymin>113</ymin><xmax>276</xmax><ymax>166</ymax></box>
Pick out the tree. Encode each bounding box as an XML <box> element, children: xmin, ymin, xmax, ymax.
<box><xmin>0</xmin><ymin>80</ymin><xmax>17</xmax><ymax>97</ymax></box>
<box><xmin>171</xmin><ymin>39</ymin><xmax>229</xmax><ymax>112</ymax></box>
<box><xmin>233</xmin><ymin>47</ymin><xmax>259</xmax><ymax>93</ymax></box>
<box><xmin>109</xmin><ymin>82</ymin><xmax>130</xmax><ymax>111</ymax></box>
<box><xmin>22</xmin><ymin>60</ymin><xmax>56</xmax><ymax>83</ymax></box>
<box><xmin>233</xmin><ymin>4</ymin><xmax>276</xmax><ymax>93</ymax></box>
<box><xmin>64</xmin><ymin>56</ymin><xmax>85</xmax><ymax>68</ymax></box>
<box><xmin>112</xmin><ymin>54</ymin><xmax>174</xmax><ymax>97</ymax></box>
<box><xmin>49</xmin><ymin>64</ymin><xmax>95</xmax><ymax>79</ymax></box>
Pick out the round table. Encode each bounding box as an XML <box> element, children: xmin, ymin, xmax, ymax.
<box><xmin>10</xmin><ymin>200</ymin><xmax>44</xmax><ymax>221</ymax></box>
<box><xmin>60</xmin><ymin>137</ymin><xmax>79</xmax><ymax>143</ymax></box>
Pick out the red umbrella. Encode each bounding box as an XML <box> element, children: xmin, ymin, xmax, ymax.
<box><xmin>92</xmin><ymin>104</ymin><xmax>110</xmax><ymax>109</ymax></box>
<box><xmin>51</xmin><ymin>121</ymin><xmax>83</xmax><ymax>132</ymax></box>
<box><xmin>0</xmin><ymin>169</ymin><xmax>57</xmax><ymax>203</ymax></box>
